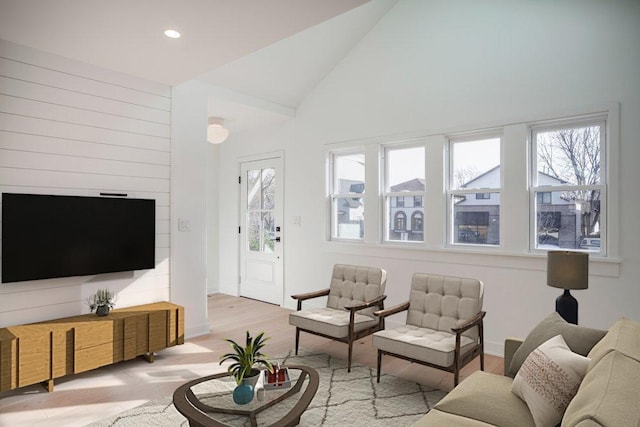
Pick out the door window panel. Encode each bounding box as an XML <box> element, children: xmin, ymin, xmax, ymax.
<box><xmin>246</xmin><ymin>168</ymin><xmax>276</xmax><ymax>253</ymax></box>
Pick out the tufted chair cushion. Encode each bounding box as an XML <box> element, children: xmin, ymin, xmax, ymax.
<box><xmin>373</xmin><ymin>272</ymin><xmax>485</xmax><ymax>385</ymax></box>
<box><xmin>289</xmin><ymin>264</ymin><xmax>387</xmax><ymax>340</ymax></box>
<box><xmin>406</xmin><ymin>273</ymin><xmax>483</xmax><ymax>342</ymax></box>
<box><xmin>326</xmin><ymin>264</ymin><xmax>387</xmax><ymax>319</ymax></box>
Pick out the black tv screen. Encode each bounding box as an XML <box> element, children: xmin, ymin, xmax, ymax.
<box><xmin>2</xmin><ymin>193</ymin><xmax>155</xmax><ymax>283</ymax></box>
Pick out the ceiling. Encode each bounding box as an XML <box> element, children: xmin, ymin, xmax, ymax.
<box><xmin>0</xmin><ymin>0</ymin><xmax>397</xmax><ymax>132</ymax></box>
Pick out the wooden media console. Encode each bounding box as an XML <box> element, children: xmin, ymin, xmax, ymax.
<box><xmin>0</xmin><ymin>301</ymin><xmax>184</xmax><ymax>392</ymax></box>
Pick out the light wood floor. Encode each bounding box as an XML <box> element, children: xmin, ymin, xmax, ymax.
<box><xmin>0</xmin><ymin>294</ymin><xmax>503</xmax><ymax>426</ymax></box>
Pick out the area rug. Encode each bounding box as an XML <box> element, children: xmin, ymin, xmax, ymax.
<box><xmin>86</xmin><ymin>349</ymin><xmax>447</xmax><ymax>426</ymax></box>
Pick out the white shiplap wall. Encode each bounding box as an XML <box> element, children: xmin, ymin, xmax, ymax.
<box><xmin>0</xmin><ymin>39</ymin><xmax>171</xmax><ymax>327</ymax></box>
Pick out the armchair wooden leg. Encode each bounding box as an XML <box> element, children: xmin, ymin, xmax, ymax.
<box><xmin>377</xmin><ymin>350</ymin><xmax>382</xmax><ymax>383</ymax></box>
<box><xmin>347</xmin><ymin>340</ymin><xmax>353</xmax><ymax>373</ymax></box>
<box><xmin>480</xmin><ymin>351</ymin><xmax>485</xmax><ymax>371</ymax></box>
<box><xmin>295</xmin><ymin>328</ymin><xmax>300</xmax><ymax>355</ymax></box>
<box><xmin>454</xmin><ymin>369</ymin><xmax>460</xmax><ymax>387</ymax></box>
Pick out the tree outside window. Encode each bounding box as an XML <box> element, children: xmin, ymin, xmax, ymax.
<box><xmin>247</xmin><ymin>168</ymin><xmax>275</xmax><ymax>253</ymax></box>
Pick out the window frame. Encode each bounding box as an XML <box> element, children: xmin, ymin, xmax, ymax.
<box><xmin>328</xmin><ymin>149</ymin><xmax>366</xmax><ymax>241</ymax></box>
<box><xmin>382</xmin><ymin>142</ymin><xmax>426</xmax><ymax>244</ymax></box>
<box><xmin>324</xmin><ymin>105</ymin><xmax>618</xmax><ymax>262</ymax></box>
<box><xmin>447</xmin><ymin>132</ymin><xmax>503</xmax><ymax>248</ymax></box>
<box><xmin>529</xmin><ymin>116</ymin><xmax>607</xmax><ymax>255</ymax></box>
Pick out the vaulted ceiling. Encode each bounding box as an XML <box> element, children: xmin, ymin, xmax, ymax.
<box><xmin>0</xmin><ymin>0</ymin><xmax>398</xmax><ymax>132</ymax></box>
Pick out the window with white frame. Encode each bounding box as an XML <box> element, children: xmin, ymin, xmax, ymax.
<box><xmin>383</xmin><ymin>145</ymin><xmax>425</xmax><ymax>242</ymax></box>
<box><xmin>448</xmin><ymin>135</ymin><xmax>501</xmax><ymax>246</ymax></box>
<box><xmin>330</xmin><ymin>151</ymin><xmax>365</xmax><ymax>240</ymax></box>
<box><xmin>531</xmin><ymin>118</ymin><xmax>605</xmax><ymax>254</ymax></box>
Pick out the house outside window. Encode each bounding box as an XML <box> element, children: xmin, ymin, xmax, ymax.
<box><xmin>394</xmin><ymin>211</ymin><xmax>406</xmax><ymax>231</ymax></box>
<box><xmin>411</xmin><ymin>211</ymin><xmax>423</xmax><ymax>233</ymax></box>
<box><xmin>384</xmin><ymin>145</ymin><xmax>425</xmax><ymax>242</ymax></box>
<box><xmin>330</xmin><ymin>152</ymin><xmax>365</xmax><ymax>240</ymax></box>
<box><xmin>449</xmin><ymin>135</ymin><xmax>501</xmax><ymax>246</ymax></box>
<box><xmin>536</xmin><ymin>191</ymin><xmax>552</xmax><ymax>204</ymax></box>
<box><xmin>455</xmin><ymin>211</ymin><xmax>489</xmax><ymax>243</ymax></box>
<box><xmin>531</xmin><ymin>118</ymin><xmax>605</xmax><ymax>253</ymax></box>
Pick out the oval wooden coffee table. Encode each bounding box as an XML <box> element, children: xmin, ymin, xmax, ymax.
<box><xmin>172</xmin><ymin>364</ymin><xmax>319</xmax><ymax>427</ymax></box>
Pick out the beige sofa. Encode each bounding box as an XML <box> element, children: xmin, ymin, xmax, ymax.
<box><xmin>415</xmin><ymin>313</ymin><xmax>640</xmax><ymax>426</ymax></box>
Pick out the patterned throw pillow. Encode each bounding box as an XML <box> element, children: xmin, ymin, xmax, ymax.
<box><xmin>511</xmin><ymin>334</ymin><xmax>590</xmax><ymax>427</ymax></box>
<box><xmin>507</xmin><ymin>312</ymin><xmax>606</xmax><ymax>378</ymax></box>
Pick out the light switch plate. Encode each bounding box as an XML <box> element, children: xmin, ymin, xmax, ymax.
<box><xmin>178</xmin><ymin>218</ymin><xmax>191</xmax><ymax>231</ymax></box>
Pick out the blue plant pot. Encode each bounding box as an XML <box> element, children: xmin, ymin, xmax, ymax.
<box><xmin>233</xmin><ymin>383</ymin><xmax>254</xmax><ymax>405</ymax></box>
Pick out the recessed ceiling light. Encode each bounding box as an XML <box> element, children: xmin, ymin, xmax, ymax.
<box><xmin>164</xmin><ymin>29</ymin><xmax>181</xmax><ymax>39</ymax></box>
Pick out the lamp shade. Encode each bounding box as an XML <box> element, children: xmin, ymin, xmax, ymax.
<box><xmin>207</xmin><ymin>117</ymin><xmax>229</xmax><ymax>144</ymax></box>
<box><xmin>547</xmin><ymin>251</ymin><xmax>589</xmax><ymax>290</ymax></box>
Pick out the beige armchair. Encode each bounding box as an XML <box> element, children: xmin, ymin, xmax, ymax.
<box><xmin>373</xmin><ymin>273</ymin><xmax>485</xmax><ymax>386</ymax></box>
<box><xmin>289</xmin><ymin>264</ymin><xmax>387</xmax><ymax>371</ymax></box>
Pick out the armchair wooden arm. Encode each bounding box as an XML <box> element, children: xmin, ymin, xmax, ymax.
<box><xmin>373</xmin><ymin>301</ymin><xmax>410</xmax><ymax>318</ymax></box>
<box><xmin>291</xmin><ymin>288</ymin><xmax>330</xmax><ymax>311</ymax></box>
<box><xmin>344</xmin><ymin>295</ymin><xmax>387</xmax><ymax>312</ymax></box>
<box><xmin>451</xmin><ymin>311</ymin><xmax>486</xmax><ymax>334</ymax></box>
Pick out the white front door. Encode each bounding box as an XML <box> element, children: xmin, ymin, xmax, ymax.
<box><xmin>239</xmin><ymin>157</ymin><xmax>284</xmax><ymax>305</ymax></box>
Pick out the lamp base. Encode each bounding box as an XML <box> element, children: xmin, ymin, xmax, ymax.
<box><xmin>556</xmin><ymin>289</ymin><xmax>578</xmax><ymax>324</ymax></box>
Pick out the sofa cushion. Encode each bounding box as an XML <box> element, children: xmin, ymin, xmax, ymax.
<box><xmin>507</xmin><ymin>312</ymin><xmax>606</xmax><ymax>378</ymax></box>
<box><xmin>511</xmin><ymin>335</ymin><xmax>590</xmax><ymax>427</ymax></box>
<box><xmin>432</xmin><ymin>371</ymin><xmax>535</xmax><ymax>427</ymax></box>
<box><xmin>586</xmin><ymin>317</ymin><xmax>640</xmax><ymax>368</ymax></box>
<box><xmin>562</xmin><ymin>350</ymin><xmax>640</xmax><ymax>427</ymax></box>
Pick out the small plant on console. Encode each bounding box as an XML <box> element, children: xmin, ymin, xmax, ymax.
<box><xmin>87</xmin><ymin>288</ymin><xmax>117</xmax><ymax>316</ymax></box>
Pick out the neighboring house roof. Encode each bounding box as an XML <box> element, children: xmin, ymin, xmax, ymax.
<box><xmin>461</xmin><ymin>166</ymin><xmax>567</xmax><ymax>188</ymax></box>
<box><xmin>460</xmin><ymin>166</ymin><xmax>498</xmax><ymax>189</ymax></box>
<box><xmin>537</xmin><ymin>170</ymin><xmax>569</xmax><ymax>184</ymax></box>
<box><xmin>390</xmin><ymin>178</ymin><xmax>425</xmax><ymax>192</ymax></box>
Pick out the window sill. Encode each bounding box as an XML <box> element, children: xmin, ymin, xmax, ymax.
<box><xmin>323</xmin><ymin>240</ymin><xmax>621</xmax><ymax>278</ymax></box>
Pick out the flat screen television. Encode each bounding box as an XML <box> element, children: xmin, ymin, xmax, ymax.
<box><xmin>2</xmin><ymin>193</ymin><xmax>155</xmax><ymax>283</ymax></box>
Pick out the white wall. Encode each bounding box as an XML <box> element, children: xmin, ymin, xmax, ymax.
<box><xmin>170</xmin><ymin>80</ymin><xmax>211</xmax><ymax>337</ymax></box>
<box><xmin>214</xmin><ymin>0</ymin><xmax>640</xmax><ymax>355</ymax></box>
<box><xmin>0</xmin><ymin>40</ymin><xmax>172</xmax><ymax>327</ymax></box>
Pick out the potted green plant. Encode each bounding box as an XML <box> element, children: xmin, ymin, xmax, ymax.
<box><xmin>87</xmin><ymin>289</ymin><xmax>117</xmax><ymax>316</ymax></box>
<box><xmin>219</xmin><ymin>331</ymin><xmax>273</xmax><ymax>404</ymax></box>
